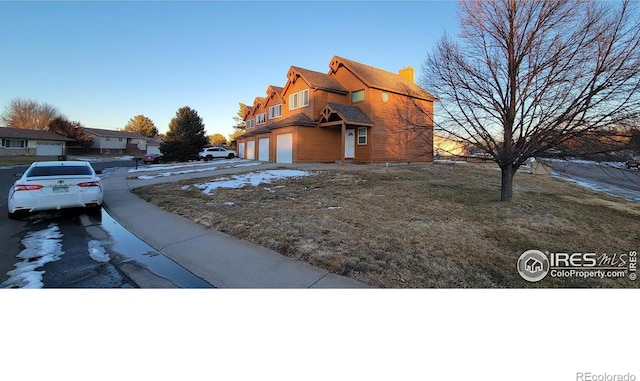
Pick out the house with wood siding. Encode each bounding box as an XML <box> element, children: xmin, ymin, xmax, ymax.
<box><xmin>236</xmin><ymin>56</ymin><xmax>438</xmax><ymax>164</ymax></box>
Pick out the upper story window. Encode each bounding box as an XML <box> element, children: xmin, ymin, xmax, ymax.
<box><xmin>246</xmin><ymin>119</ymin><xmax>255</xmax><ymax>129</ymax></box>
<box><xmin>269</xmin><ymin>104</ymin><xmax>282</xmax><ymax>119</ymax></box>
<box><xmin>288</xmin><ymin>89</ymin><xmax>310</xmax><ymax>110</ymax></box>
<box><xmin>256</xmin><ymin>113</ymin><xmax>266</xmax><ymax>125</ymax></box>
<box><xmin>351</xmin><ymin>89</ymin><xmax>365</xmax><ymax>103</ymax></box>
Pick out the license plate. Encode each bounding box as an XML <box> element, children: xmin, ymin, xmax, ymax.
<box><xmin>52</xmin><ymin>185</ymin><xmax>69</xmax><ymax>193</ymax></box>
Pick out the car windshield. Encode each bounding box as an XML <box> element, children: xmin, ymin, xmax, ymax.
<box><xmin>26</xmin><ymin>165</ymin><xmax>93</xmax><ymax>177</ymax></box>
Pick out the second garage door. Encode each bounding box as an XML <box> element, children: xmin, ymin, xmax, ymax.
<box><xmin>258</xmin><ymin>138</ymin><xmax>269</xmax><ymax>162</ymax></box>
<box><xmin>276</xmin><ymin>133</ymin><xmax>292</xmax><ymax>164</ymax></box>
<box><xmin>246</xmin><ymin>141</ymin><xmax>255</xmax><ymax>160</ymax></box>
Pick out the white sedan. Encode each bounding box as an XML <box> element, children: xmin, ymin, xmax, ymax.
<box><xmin>8</xmin><ymin>161</ymin><xmax>103</xmax><ymax>219</ymax></box>
<box><xmin>199</xmin><ymin>147</ymin><xmax>237</xmax><ymax>161</ymax></box>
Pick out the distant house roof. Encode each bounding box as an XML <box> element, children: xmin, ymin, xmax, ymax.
<box><xmin>83</xmin><ymin>127</ymin><xmax>146</xmax><ymax>140</ymax></box>
<box><xmin>0</xmin><ymin>126</ymin><xmax>75</xmax><ymax>142</ymax></box>
<box><xmin>330</xmin><ymin>56</ymin><xmax>438</xmax><ymax>101</ymax></box>
<box><xmin>288</xmin><ymin>66</ymin><xmax>348</xmax><ymax>94</ymax></box>
<box><xmin>321</xmin><ymin>103</ymin><xmax>374</xmax><ymax>126</ymax></box>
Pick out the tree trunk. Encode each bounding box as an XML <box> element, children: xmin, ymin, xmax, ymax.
<box><xmin>500</xmin><ymin>164</ymin><xmax>515</xmax><ymax>202</ymax></box>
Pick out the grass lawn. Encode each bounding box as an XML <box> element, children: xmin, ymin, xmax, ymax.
<box><xmin>0</xmin><ymin>155</ymin><xmax>61</xmax><ymax>166</ymax></box>
<box><xmin>132</xmin><ymin>163</ymin><xmax>639</xmax><ymax>288</ymax></box>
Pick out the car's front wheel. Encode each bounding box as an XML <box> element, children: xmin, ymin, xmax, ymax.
<box><xmin>227</xmin><ymin>153</ymin><xmax>235</xmax><ymax>159</ymax></box>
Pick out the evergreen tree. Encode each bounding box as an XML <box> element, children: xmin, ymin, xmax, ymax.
<box><xmin>160</xmin><ymin>106</ymin><xmax>209</xmax><ymax>162</ymax></box>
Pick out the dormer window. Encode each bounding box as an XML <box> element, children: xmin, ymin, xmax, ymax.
<box><xmin>256</xmin><ymin>113</ymin><xmax>266</xmax><ymax>125</ymax></box>
<box><xmin>288</xmin><ymin>89</ymin><xmax>310</xmax><ymax>110</ymax></box>
<box><xmin>269</xmin><ymin>104</ymin><xmax>282</xmax><ymax>119</ymax></box>
<box><xmin>246</xmin><ymin>119</ymin><xmax>255</xmax><ymax>129</ymax></box>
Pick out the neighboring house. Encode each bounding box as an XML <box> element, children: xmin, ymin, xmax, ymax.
<box><xmin>146</xmin><ymin>137</ymin><xmax>163</xmax><ymax>155</ymax></box>
<box><xmin>83</xmin><ymin>127</ymin><xmax>148</xmax><ymax>155</ymax></box>
<box><xmin>0</xmin><ymin>126</ymin><xmax>75</xmax><ymax>156</ymax></box>
<box><xmin>236</xmin><ymin>55</ymin><xmax>438</xmax><ymax>164</ymax></box>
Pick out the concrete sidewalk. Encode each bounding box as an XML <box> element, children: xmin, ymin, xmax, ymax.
<box><xmin>101</xmin><ymin>162</ymin><xmax>369</xmax><ymax>288</ymax></box>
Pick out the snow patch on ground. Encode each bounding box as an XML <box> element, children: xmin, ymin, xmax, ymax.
<box><xmin>543</xmin><ymin>158</ymin><xmax>627</xmax><ymax>168</ymax></box>
<box><xmin>193</xmin><ymin>170</ymin><xmax>311</xmax><ymax>194</ymax></box>
<box><xmin>129</xmin><ymin>159</ymin><xmax>262</xmax><ymax>180</ymax></box>
<box><xmin>223</xmin><ymin>202</ymin><xmax>235</xmax><ymax>206</ymax></box>
<box><xmin>1</xmin><ymin>224</ymin><xmax>64</xmax><ymax>289</ymax></box>
<box><xmin>88</xmin><ymin>240</ymin><xmax>110</xmax><ymax>262</ymax></box>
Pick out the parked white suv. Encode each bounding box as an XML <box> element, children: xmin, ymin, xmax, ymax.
<box><xmin>199</xmin><ymin>147</ymin><xmax>237</xmax><ymax>161</ymax></box>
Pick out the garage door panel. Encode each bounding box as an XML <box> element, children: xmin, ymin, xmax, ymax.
<box><xmin>258</xmin><ymin>138</ymin><xmax>269</xmax><ymax>162</ymax></box>
<box><xmin>36</xmin><ymin>142</ymin><xmax>63</xmax><ymax>156</ymax></box>
<box><xmin>246</xmin><ymin>141</ymin><xmax>255</xmax><ymax>160</ymax></box>
<box><xmin>276</xmin><ymin>134</ymin><xmax>292</xmax><ymax>164</ymax></box>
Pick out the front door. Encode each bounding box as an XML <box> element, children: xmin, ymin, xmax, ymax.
<box><xmin>345</xmin><ymin>129</ymin><xmax>355</xmax><ymax>159</ymax></box>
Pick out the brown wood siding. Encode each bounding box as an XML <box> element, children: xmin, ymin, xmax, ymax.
<box><xmin>295</xmin><ymin>127</ymin><xmax>341</xmax><ymax>163</ymax></box>
<box><xmin>330</xmin><ymin>65</ymin><xmax>434</xmax><ymax>162</ymax></box>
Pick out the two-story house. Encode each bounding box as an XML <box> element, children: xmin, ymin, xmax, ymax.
<box><xmin>236</xmin><ymin>56</ymin><xmax>438</xmax><ymax>164</ymax></box>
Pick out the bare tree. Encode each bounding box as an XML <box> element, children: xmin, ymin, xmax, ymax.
<box><xmin>1</xmin><ymin>98</ymin><xmax>61</xmax><ymax>130</ymax></box>
<box><xmin>421</xmin><ymin>0</ymin><xmax>640</xmax><ymax>201</ymax></box>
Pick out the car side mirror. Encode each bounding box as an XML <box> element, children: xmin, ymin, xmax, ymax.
<box><xmin>95</xmin><ymin>169</ymin><xmax>103</xmax><ymax>175</ymax></box>
<box><xmin>13</xmin><ymin>172</ymin><xmax>23</xmax><ymax>178</ymax></box>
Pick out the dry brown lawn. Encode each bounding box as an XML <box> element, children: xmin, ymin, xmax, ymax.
<box><xmin>132</xmin><ymin>163</ymin><xmax>640</xmax><ymax>288</ymax></box>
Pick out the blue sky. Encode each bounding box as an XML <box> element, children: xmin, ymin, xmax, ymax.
<box><xmin>0</xmin><ymin>1</ymin><xmax>460</xmax><ymax>137</ymax></box>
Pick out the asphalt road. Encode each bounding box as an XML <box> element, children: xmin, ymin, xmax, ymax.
<box><xmin>548</xmin><ymin>160</ymin><xmax>640</xmax><ymax>201</ymax></box>
<box><xmin>0</xmin><ymin>159</ymin><xmax>138</xmax><ymax>288</ymax></box>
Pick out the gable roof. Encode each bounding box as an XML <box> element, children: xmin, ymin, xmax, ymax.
<box><xmin>320</xmin><ymin>103</ymin><xmax>373</xmax><ymax>126</ymax></box>
<box><xmin>329</xmin><ymin>56</ymin><xmax>437</xmax><ymax>101</ymax></box>
<box><xmin>0</xmin><ymin>126</ymin><xmax>75</xmax><ymax>141</ymax></box>
<box><xmin>286</xmin><ymin>66</ymin><xmax>348</xmax><ymax>94</ymax></box>
<box><xmin>83</xmin><ymin>127</ymin><xmax>146</xmax><ymax>139</ymax></box>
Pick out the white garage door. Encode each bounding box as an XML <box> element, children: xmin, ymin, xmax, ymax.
<box><xmin>276</xmin><ymin>133</ymin><xmax>293</xmax><ymax>164</ymax></box>
<box><xmin>37</xmin><ymin>142</ymin><xmax>63</xmax><ymax>156</ymax></box>
<box><xmin>238</xmin><ymin>142</ymin><xmax>245</xmax><ymax>159</ymax></box>
<box><xmin>246</xmin><ymin>141</ymin><xmax>255</xmax><ymax>160</ymax></box>
<box><xmin>258</xmin><ymin>138</ymin><xmax>269</xmax><ymax>162</ymax></box>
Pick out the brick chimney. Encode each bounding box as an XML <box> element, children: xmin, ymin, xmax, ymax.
<box><xmin>399</xmin><ymin>66</ymin><xmax>414</xmax><ymax>82</ymax></box>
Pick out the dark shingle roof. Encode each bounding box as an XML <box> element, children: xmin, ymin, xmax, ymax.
<box><xmin>290</xmin><ymin>66</ymin><xmax>348</xmax><ymax>94</ymax></box>
<box><xmin>0</xmin><ymin>126</ymin><xmax>75</xmax><ymax>141</ymax></box>
<box><xmin>331</xmin><ymin>56</ymin><xmax>437</xmax><ymax>101</ymax></box>
<box><xmin>324</xmin><ymin>103</ymin><xmax>373</xmax><ymax>125</ymax></box>
<box><xmin>241</xmin><ymin>113</ymin><xmax>317</xmax><ymax>137</ymax></box>
<box><xmin>83</xmin><ymin>127</ymin><xmax>146</xmax><ymax>139</ymax></box>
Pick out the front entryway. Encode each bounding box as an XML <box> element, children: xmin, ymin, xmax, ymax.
<box><xmin>345</xmin><ymin>129</ymin><xmax>355</xmax><ymax>159</ymax></box>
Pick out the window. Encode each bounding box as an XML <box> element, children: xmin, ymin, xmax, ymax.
<box><xmin>289</xmin><ymin>93</ymin><xmax>299</xmax><ymax>110</ymax></box>
<box><xmin>300</xmin><ymin>89</ymin><xmax>309</xmax><ymax>107</ymax></box>
<box><xmin>256</xmin><ymin>113</ymin><xmax>266</xmax><ymax>125</ymax></box>
<box><xmin>119</xmin><ymin>138</ymin><xmax>123</xmax><ymax>142</ymax></box>
<box><xmin>288</xmin><ymin>89</ymin><xmax>309</xmax><ymax>110</ymax></box>
<box><xmin>246</xmin><ymin>119</ymin><xmax>255</xmax><ymax>129</ymax></box>
<box><xmin>358</xmin><ymin>127</ymin><xmax>367</xmax><ymax>145</ymax></box>
<box><xmin>106</xmin><ymin>137</ymin><xmax>111</xmax><ymax>141</ymax></box>
<box><xmin>269</xmin><ymin>104</ymin><xmax>282</xmax><ymax>119</ymax></box>
<box><xmin>351</xmin><ymin>89</ymin><xmax>365</xmax><ymax>103</ymax></box>
<box><xmin>2</xmin><ymin>139</ymin><xmax>26</xmax><ymax>148</ymax></box>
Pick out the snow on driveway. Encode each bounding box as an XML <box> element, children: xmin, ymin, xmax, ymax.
<box><xmin>1</xmin><ymin>224</ymin><xmax>64</xmax><ymax>288</ymax></box>
<box><xmin>188</xmin><ymin>169</ymin><xmax>311</xmax><ymax>194</ymax></box>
